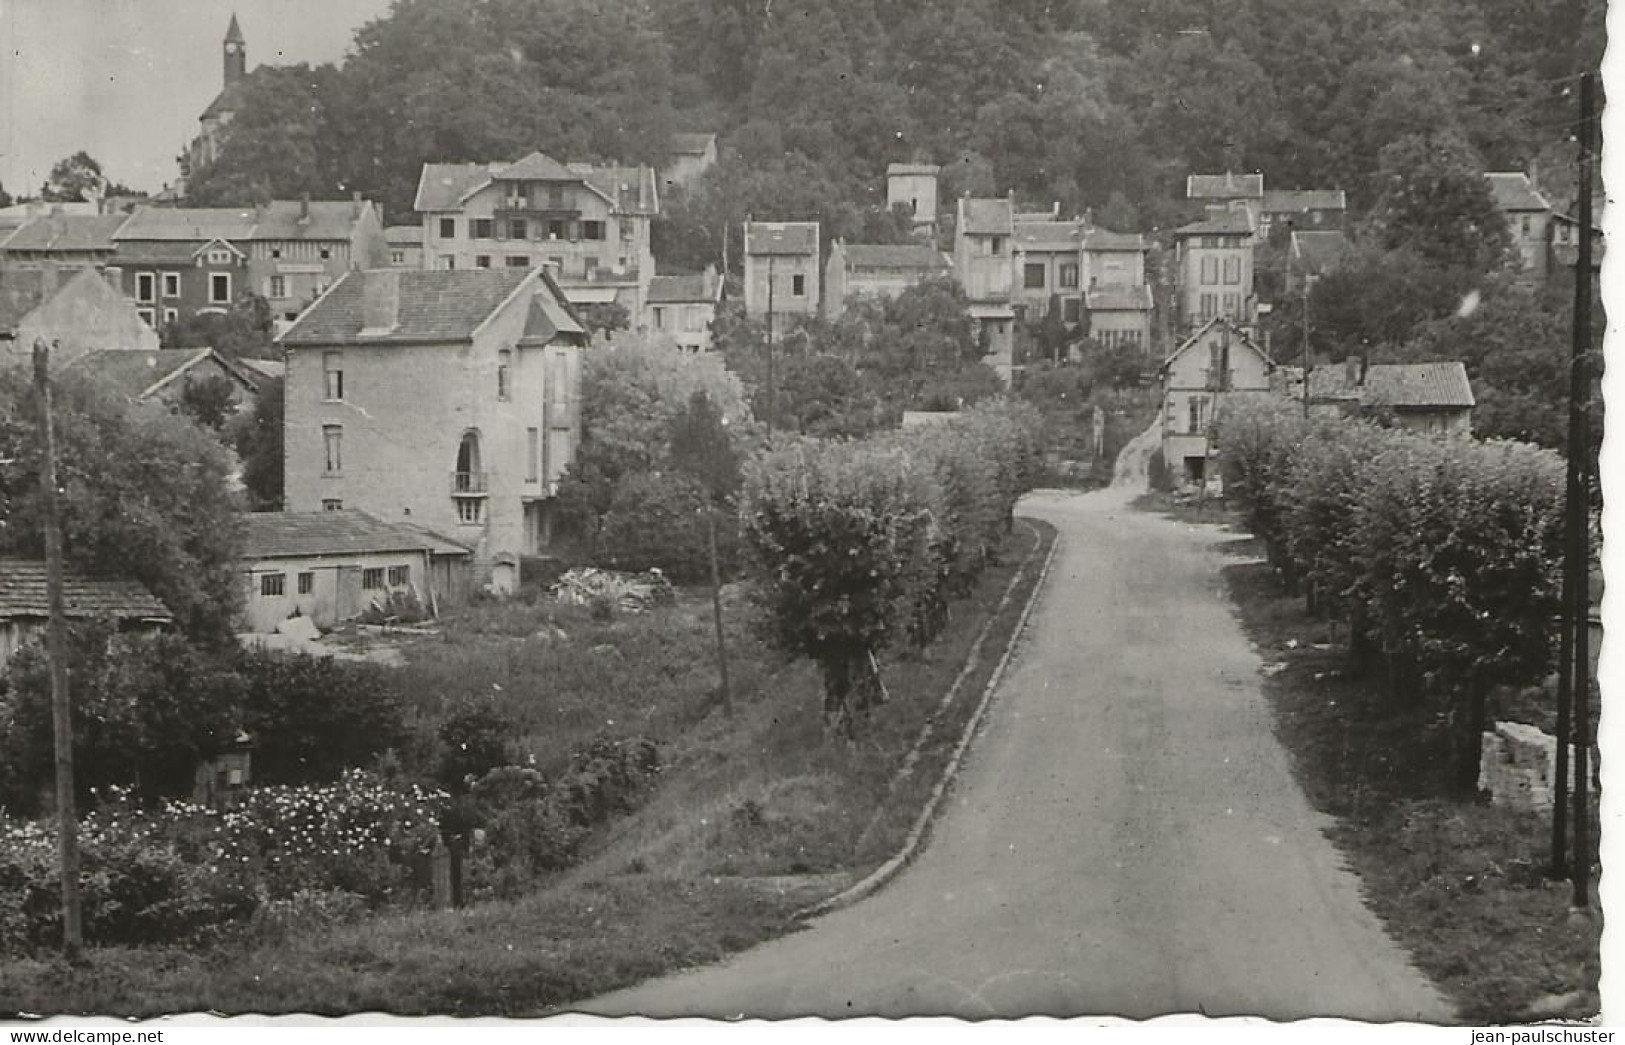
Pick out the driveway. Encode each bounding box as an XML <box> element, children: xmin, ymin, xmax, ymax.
<box><xmin>579</xmin><ymin>424</ymin><xmax>1454</xmax><ymax>1022</ymax></box>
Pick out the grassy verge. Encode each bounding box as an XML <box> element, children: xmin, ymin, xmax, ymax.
<box><xmin>1219</xmin><ymin>554</ymin><xmax>1601</xmax><ymax>1023</ymax></box>
<box><xmin>2</xmin><ymin>520</ymin><xmax>1056</xmax><ymax>1017</ymax></box>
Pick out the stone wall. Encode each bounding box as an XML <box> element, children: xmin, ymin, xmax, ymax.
<box><xmin>1478</xmin><ymin>721</ymin><xmax>1598</xmax><ymax>811</ymax></box>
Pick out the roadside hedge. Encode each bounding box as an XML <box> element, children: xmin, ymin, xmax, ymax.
<box><xmin>741</xmin><ymin>399</ymin><xmax>1043</xmax><ymax>737</ymax></box>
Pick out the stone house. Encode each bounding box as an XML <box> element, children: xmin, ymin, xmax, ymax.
<box><xmin>953</xmin><ymin>196</ymin><xmax>1016</xmax><ymax>382</ymax></box>
<box><xmin>238</xmin><ymin>510</ymin><xmax>471</xmax><ymax>633</ymax></box>
<box><xmin>823</xmin><ymin>242</ymin><xmax>952</xmax><ymax>321</ymax></box>
<box><xmin>646</xmin><ymin>267</ymin><xmax>723</xmax><ymax>352</ymax></box>
<box><xmin>1172</xmin><ymin>209</ymin><xmax>1256</xmax><ymax>332</ymax></box>
<box><xmin>743</xmin><ymin>220</ymin><xmax>821</xmax><ymax>321</ymax></box>
<box><xmin>0</xmin><ymin>560</ymin><xmax>172</xmax><ymax>671</ymax></box>
<box><xmin>1272</xmin><ymin>358</ymin><xmax>1475</xmax><ymax>437</ymax></box>
<box><xmin>279</xmin><ymin>268</ymin><xmax>587</xmax><ymax>594</ymax></box>
<box><xmin>0</xmin><ymin>266</ymin><xmax>158</xmax><ymax>371</ymax></box>
<box><xmin>1158</xmin><ymin>317</ymin><xmax>1275</xmax><ymax>487</ymax></box>
<box><xmin>886</xmin><ymin>163</ymin><xmax>941</xmax><ymax>237</ymax></box>
<box><xmin>1485</xmin><ymin>172</ymin><xmax>1552</xmax><ymax>284</ymax></box>
<box><xmin>414</xmin><ymin>154</ymin><xmax>659</xmax><ymax>321</ymax></box>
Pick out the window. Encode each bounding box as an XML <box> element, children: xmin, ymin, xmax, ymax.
<box><xmin>206</xmin><ymin>249</ymin><xmax>233</xmax><ymax>265</ymax></box>
<box><xmin>472</xmin><ymin>218</ymin><xmax>494</xmax><ymax>239</ymax></box>
<box><xmin>390</xmin><ymin>250</ymin><xmax>405</xmax><ymax>265</ymax></box>
<box><xmin>652</xmin><ymin>306</ymin><xmax>665</xmax><ymax>330</ymax></box>
<box><xmin>297</xmin><ymin>572</ymin><xmax>314</xmax><ymax>595</ymax></box>
<box><xmin>792</xmin><ymin>274</ymin><xmax>806</xmax><ymax>297</ymax></box>
<box><xmin>547</xmin><ymin>220</ymin><xmax>567</xmax><ymax>240</ymax></box>
<box><xmin>475</xmin><ymin>255</ymin><xmax>492</xmax><ymax>269</ymax></box>
<box><xmin>387</xmin><ymin>565</ymin><xmax>410</xmax><ymax>587</ymax></box>
<box><xmin>620</xmin><ymin>221</ymin><xmax>634</xmax><ymax>241</ymax></box>
<box><xmin>362</xmin><ymin>567</ymin><xmax>385</xmax><ymax>591</ymax></box>
<box><xmin>583</xmin><ymin>220</ymin><xmax>604</xmax><ymax>240</ymax></box>
<box><xmin>1223</xmin><ymin>293</ymin><xmax>1240</xmax><ymax>317</ymax></box>
<box><xmin>323</xmin><ymin>351</ymin><xmax>343</xmax><ymax>400</ymax></box>
<box><xmin>210</xmin><ymin>273</ymin><xmax>231</xmax><ymax>304</ymax></box>
<box><xmin>439</xmin><ymin>218</ymin><xmax>456</xmax><ymax>239</ymax></box>
<box><xmin>1024</xmin><ymin>263</ymin><xmax>1046</xmax><ymax>289</ymax></box>
<box><xmin>1521</xmin><ymin>215</ymin><xmax>1532</xmax><ymax>236</ymax></box>
<box><xmin>322</xmin><ymin>425</ymin><xmax>342</xmax><ymax>474</ymax></box>
<box><xmin>319</xmin><ymin>248</ymin><xmax>331</xmax><ymax>260</ymax></box>
<box><xmin>990</xmin><ymin>236</ymin><xmax>1005</xmax><ymax>256</ymax></box>
<box><xmin>440</xmin><ymin>255</ymin><xmax>456</xmax><ymax>270</ymax></box>
<box><xmin>497</xmin><ymin>349</ymin><xmax>511</xmax><ymax>400</ymax></box>
<box><xmin>506</xmin><ymin>256</ymin><xmax>530</xmax><ymax>268</ymax></box>
<box><xmin>456</xmin><ymin>499</ymin><xmax>484</xmax><ymax>524</ymax></box>
<box><xmin>260</xmin><ymin>573</ymin><xmax>286</xmax><ymax>597</ymax></box>
<box><xmin>163</xmin><ymin>308</ymin><xmax>178</xmax><ymax>326</ymax></box>
<box><xmin>271</xmin><ymin>248</ymin><xmax>282</xmax><ymax>259</ymax></box>
<box><xmin>1060</xmin><ymin>263</ymin><xmax>1079</xmax><ymax>289</ymax></box>
<box><xmin>548</xmin><ymin>184</ymin><xmax>566</xmax><ymax>209</ymax></box>
<box><xmin>1200</xmin><ymin>256</ymin><xmax>1218</xmax><ymax>284</ymax></box>
<box><xmin>269</xmin><ymin>275</ymin><xmax>286</xmax><ymax>298</ymax></box>
<box><xmin>509</xmin><ymin>219</ymin><xmax>528</xmax><ymax>240</ymax></box>
<box><xmin>527</xmin><ymin>427</ymin><xmax>539</xmax><ymax>482</ymax></box>
<box><xmin>322</xmin><ymin>498</ymin><xmax>343</xmax><ymax>511</ymax></box>
<box><xmin>1200</xmin><ymin>292</ymin><xmax>1217</xmax><ymax>319</ymax></box>
<box><xmin>136</xmin><ymin>272</ymin><xmax>155</xmax><ymax>303</ymax></box>
<box><xmin>583</xmin><ymin>257</ymin><xmax>598</xmax><ymax>278</ymax></box>
<box><xmin>1063</xmin><ymin>297</ymin><xmax>1081</xmax><ymax>324</ymax></box>
<box><xmin>1223</xmin><ymin>256</ymin><xmax>1240</xmax><ymax>285</ymax></box>
<box><xmin>137</xmin><ymin>307</ymin><xmax>155</xmax><ymax>327</ymax></box>
<box><xmin>162</xmin><ymin>272</ymin><xmax>181</xmax><ymax>298</ymax></box>
<box><xmin>1188</xmin><ymin>396</ymin><xmax>1207</xmax><ymax>433</ymax></box>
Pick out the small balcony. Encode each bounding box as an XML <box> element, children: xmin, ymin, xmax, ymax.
<box><xmin>451</xmin><ymin>471</ymin><xmax>489</xmax><ymax>496</ymax></box>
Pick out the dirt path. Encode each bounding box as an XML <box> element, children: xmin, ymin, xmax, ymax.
<box><xmin>579</xmin><ymin>425</ymin><xmax>1453</xmax><ymax>1022</ymax></box>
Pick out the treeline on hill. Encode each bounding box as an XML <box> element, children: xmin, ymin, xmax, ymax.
<box><xmin>1212</xmin><ymin>394</ymin><xmax>1572</xmax><ymax>797</ymax></box>
<box><xmin>185</xmin><ymin>0</ymin><xmax>1602</xmax><ymax>239</ymax></box>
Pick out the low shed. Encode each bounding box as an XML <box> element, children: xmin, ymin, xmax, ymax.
<box><xmin>0</xmin><ymin>559</ymin><xmax>173</xmax><ymax>670</ymax></box>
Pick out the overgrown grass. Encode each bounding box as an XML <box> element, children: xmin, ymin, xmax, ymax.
<box><xmin>2</xmin><ymin>520</ymin><xmax>1056</xmax><ymax>1016</ymax></box>
<box><xmin>1221</xmin><ymin>558</ymin><xmax>1602</xmax><ymax>1024</ymax></box>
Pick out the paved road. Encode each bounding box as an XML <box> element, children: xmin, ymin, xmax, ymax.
<box><xmin>580</xmin><ymin>425</ymin><xmax>1454</xmax><ymax>1023</ymax></box>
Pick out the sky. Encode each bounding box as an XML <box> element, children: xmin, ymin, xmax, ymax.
<box><xmin>0</xmin><ymin>0</ymin><xmax>396</xmax><ymax>197</ymax></box>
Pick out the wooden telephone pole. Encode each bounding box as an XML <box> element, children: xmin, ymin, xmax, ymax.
<box><xmin>1567</xmin><ymin>71</ymin><xmax>1596</xmax><ymax>910</ymax></box>
<box><xmin>32</xmin><ymin>338</ymin><xmax>82</xmax><ymax>958</ymax></box>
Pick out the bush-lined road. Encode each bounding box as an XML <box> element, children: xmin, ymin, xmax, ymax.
<box><xmin>579</xmin><ymin>426</ymin><xmax>1454</xmax><ymax>1022</ymax></box>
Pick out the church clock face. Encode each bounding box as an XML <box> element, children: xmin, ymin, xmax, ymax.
<box><xmin>225</xmin><ymin>42</ymin><xmax>241</xmax><ymax>55</ymax></box>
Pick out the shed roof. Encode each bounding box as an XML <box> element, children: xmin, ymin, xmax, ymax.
<box><xmin>241</xmin><ymin>511</ymin><xmax>470</xmax><ymax>561</ymax></box>
<box><xmin>279</xmin><ymin>269</ymin><xmax>540</xmax><ymax>345</ymax></box>
<box><xmin>959</xmin><ymin>197</ymin><xmax>1014</xmax><ymax>236</ymax></box>
<box><xmin>0</xmin><ymin>560</ymin><xmax>172</xmax><ymax>622</ymax></box>
<box><xmin>840</xmin><ymin>243</ymin><xmax>952</xmax><ymax>270</ymax></box>
<box><xmin>1485</xmin><ymin>172</ymin><xmax>1551</xmax><ymax>213</ymax></box>
<box><xmin>745</xmin><ymin>221</ymin><xmax>819</xmax><ymax>255</ymax></box>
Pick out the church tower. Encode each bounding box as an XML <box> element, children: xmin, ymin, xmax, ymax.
<box><xmin>223</xmin><ymin>14</ymin><xmax>246</xmax><ymax>87</ymax></box>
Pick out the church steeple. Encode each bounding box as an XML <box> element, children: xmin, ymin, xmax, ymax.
<box><xmin>223</xmin><ymin>14</ymin><xmax>246</xmax><ymax>87</ymax></box>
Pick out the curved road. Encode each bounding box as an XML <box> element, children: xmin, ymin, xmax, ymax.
<box><xmin>581</xmin><ymin>424</ymin><xmax>1454</xmax><ymax>1023</ymax></box>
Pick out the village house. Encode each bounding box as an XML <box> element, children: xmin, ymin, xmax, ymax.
<box><xmin>1172</xmin><ymin>209</ymin><xmax>1257</xmax><ymax>332</ymax></box>
<box><xmin>743</xmin><ymin>220</ymin><xmax>821</xmax><ymax>321</ymax></box>
<box><xmin>953</xmin><ymin>196</ymin><xmax>1016</xmax><ymax>382</ymax></box>
<box><xmin>385</xmin><ymin>225</ymin><xmax>423</xmax><ymax>268</ymax></box>
<box><xmin>1186</xmin><ymin>172</ymin><xmax>1265</xmax><ymax>222</ymax></box>
<box><xmin>278</xmin><ymin>268</ymin><xmax>587</xmax><ymax>594</ymax></box>
<box><xmin>1085</xmin><ymin>284</ymin><xmax>1156</xmax><ymax>353</ymax></box>
<box><xmin>413</xmin><ymin>154</ymin><xmax>659</xmax><ymax>321</ymax></box>
<box><xmin>242</xmin><ymin>197</ymin><xmax>388</xmax><ymax>330</ymax></box>
<box><xmin>646</xmin><ymin>267</ymin><xmax>723</xmax><ymax>351</ymax></box>
<box><xmin>1486</xmin><ymin>171</ymin><xmax>1552</xmax><ymax>283</ymax></box>
<box><xmin>238</xmin><ymin>510</ymin><xmax>472</xmax><ymax>634</ymax></box>
<box><xmin>0</xmin><ymin>560</ymin><xmax>172</xmax><ymax>671</ymax></box>
<box><xmin>1548</xmin><ymin>194</ymin><xmax>1605</xmax><ymax>284</ymax></box>
<box><xmin>0</xmin><ymin>213</ymin><xmax>126</xmax><ymax>269</ymax></box>
<box><xmin>0</xmin><ymin>266</ymin><xmax>157</xmax><ymax>371</ymax></box>
<box><xmin>662</xmin><ymin>133</ymin><xmax>718</xmax><ymax>193</ymax></box>
<box><xmin>1011</xmin><ymin>217</ymin><xmax>1087</xmax><ymax>324</ymax></box>
<box><xmin>886</xmin><ymin>163</ymin><xmax>941</xmax><ymax>237</ymax></box>
<box><xmin>1284</xmin><ymin>229</ymin><xmax>1353</xmax><ymax>295</ymax></box>
<box><xmin>823</xmin><ymin>241</ymin><xmax>952</xmax><ymax>321</ymax></box>
<box><xmin>110</xmin><ymin>207</ymin><xmax>255</xmax><ymax>329</ymax></box>
<box><xmin>65</xmin><ymin>347</ymin><xmax>260</xmax><ymax>414</ymax></box>
<box><xmin>1158</xmin><ymin>317</ymin><xmax>1275</xmax><ymax>488</ymax></box>
<box><xmin>1257</xmin><ymin>189</ymin><xmax>1347</xmax><ymax>243</ymax></box>
<box><xmin>1272</xmin><ymin>358</ymin><xmax>1475</xmax><ymax>436</ymax></box>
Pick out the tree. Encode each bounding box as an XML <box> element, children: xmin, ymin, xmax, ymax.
<box><xmin>231</xmin><ymin>376</ymin><xmax>284</xmax><ymax>511</ymax></box>
<box><xmin>161</xmin><ymin>294</ymin><xmax>274</xmax><ymax>359</ymax></box>
<box><xmin>176</xmin><ymin>375</ymin><xmax>240</xmax><ymax>433</ymax></box>
<box><xmin>0</xmin><ymin>181</ymin><xmax>12</xmax><ymax>209</ymax></box>
<box><xmin>577</xmin><ymin>303</ymin><xmax>631</xmax><ymax>341</ymax></box>
<box><xmin>41</xmin><ymin>151</ymin><xmax>108</xmax><ymax>202</ymax></box>
<box><xmin>0</xmin><ymin>369</ymin><xmax>244</xmax><ymax>645</ymax></box>
<box><xmin>183</xmin><ymin>65</ymin><xmax>343</xmax><ymax>205</ymax></box>
<box><xmin>1363</xmin><ymin>131</ymin><xmax>1514</xmax><ymax>275</ymax></box>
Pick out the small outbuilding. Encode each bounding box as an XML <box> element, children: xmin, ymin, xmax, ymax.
<box><xmin>0</xmin><ymin>559</ymin><xmax>173</xmax><ymax>671</ymax></box>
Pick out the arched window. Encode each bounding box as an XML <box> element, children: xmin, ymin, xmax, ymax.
<box><xmin>452</xmin><ymin>430</ymin><xmax>485</xmax><ymax>523</ymax></box>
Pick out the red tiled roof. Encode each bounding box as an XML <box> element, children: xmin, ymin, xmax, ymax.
<box><xmin>0</xmin><ymin>560</ymin><xmax>172</xmax><ymax>622</ymax></box>
<box><xmin>1173</xmin><ymin>211</ymin><xmax>1254</xmax><ymax>237</ymax></box>
<box><xmin>887</xmin><ymin>162</ymin><xmax>940</xmax><ymax>176</ymax></box>
<box><xmin>252</xmin><ymin>200</ymin><xmax>371</xmax><ymax>242</ymax></box>
<box><xmin>1084</xmin><ymin>229</ymin><xmax>1148</xmax><ymax>251</ymax></box>
<box><xmin>495</xmin><ymin>151</ymin><xmax>581</xmax><ymax>183</ymax></box>
<box><xmin>114</xmin><ymin>207</ymin><xmax>257</xmax><ymax>242</ymax></box>
<box><xmin>1014</xmin><ymin>220</ymin><xmax>1086</xmax><ymax>249</ymax></box>
<box><xmin>241</xmin><ymin>511</ymin><xmax>470</xmax><ymax>561</ymax></box>
<box><xmin>576</xmin><ymin>164</ymin><xmax>659</xmax><ymax>215</ymax></box>
<box><xmin>65</xmin><ymin>348</ymin><xmax>255</xmax><ymax>400</ymax></box>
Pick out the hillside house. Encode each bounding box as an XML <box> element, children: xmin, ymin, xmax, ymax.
<box><xmin>1486</xmin><ymin>172</ymin><xmax>1552</xmax><ymax>283</ymax></box>
<box><xmin>1012</xmin><ymin>218</ymin><xmax>1086</xmax><ymax>324</ymax></box>
<box><xmin>0</xmin><ymin>560</ymin><xmax>172</xmax><ymax>671</ymax></box>
<box><xmin>1086</xmin><ymin>284</ymin><xmax>1156</xmax><ymax>353</ymax></box>
<box><xmin>954</xmin><ymin>196</ymin><xmax>1016</xmax><ymax>382</ymax></box>
<box><xmin>111</xmin><ymin>207</ymin><xmax>254</xmax><ymax>329</ymax></box>
<box><xmin>238</xmin><ymin>510</ymin><xmax>471</xmax><ymax>633</ymax></box>
<box><xmin>414</xmin><ymin>154</ymin><xmax>659</xmax><ymax>320</ymax></box>
<box><xmin>1159</xmin><ymin>317</ymin><xmax>1275</xmax><ymax>487</ymax></box>
<box><xmin>1172</xmin><ymin>210</ymin><xmax>1256</xmax><ymax>331</ymax></box>
<box><xmin>242</xmin><ymin>197</ymin><xmax>388</xmax><ymax>330</ymax></box>
<box><xmin>0</xmin><ymin>266</ymin><xmax>158</xmax><ymax>371</ymax></box>
<box><xmin>279</xmin><ymin>268</ymin><xmax>587</xmax><ymax>594</ymax></box>
<box><xmin>1272</xmin><ymin>359</ymin><xmax>1474</xmax><ymax>436</ymax></box>
<box><xmin>743</xmin><ymin>221</ymin><xmax>821</xmax><ymax>321</ymax></box>
<box><xmin>886</xmin><ymin>164</ymin><xmax>941</xmax><ymax>236</ymax></box>
<box><xmin>1257</xmin><ymin>189</ymin><xmax>1347</xmax><ymax>242</ymax></box>
<box><xmin>823</xmin><ymin>242</ymin><xmax>952</xmax><ymax>320</ymax></box>
<box><xmin>1187</xmin><ymin>172</ymin><xmax>1265</xmax><ymax>206</ymax></box>
<box><xmin>662</xmin><ymin>133</ymin><xmax>718</xmax><ymax>193</ymax></box>
<box><xmin>65</xmin><ymin>347</ymin><xmax>259</xmax><ymax>413</ymax></box>
<box><xmin>385</xmin><ymin>225</ymin><xmax>423</xmax><ymax>268</ymax></box>
<box><xmin>646</xmin><ymin>267</ymin><xmax>723</xmax><ymax>351</ymax></box>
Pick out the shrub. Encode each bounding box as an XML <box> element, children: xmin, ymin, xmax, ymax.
<box><xmin>437</xmin><ymin>701</ymin><xmax>517</xmax><ymax>793</ymax></box>
<box><xmin>595</xmin><ymin>470</ymin><xmax>735</xmax><ymax>584</ymax></box>
<box><xmin>235</xmin><ymin>648</ymin><xmax>409</xmax><ymax>786</ymax></box>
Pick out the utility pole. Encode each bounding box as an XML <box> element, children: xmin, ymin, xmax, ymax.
<box><xmin>766</xmin><ymin>252</ymin><xmax>776</xmax><ymax>442</ymax></box>
<box><xmin>33</xmin><ymin>338</ymin><xmax>81</xmax><ymax>960</ymax></box>
<box><xmin>1301</xmin><ymin>281</ymin><xmax>1312</xmax><ymax>418</ymax></box>
<box><xmin>1568</xmin><ymin>70</ymin><xmax>1595</xmax><ymax>910</ymax></box>
<box><xmin>706</xmin><ymin>509</ymin><xmax>732</xmax><ymax>718</ymax></box>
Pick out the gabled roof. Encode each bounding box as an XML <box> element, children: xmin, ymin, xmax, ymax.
<box><xmin>1187</xmin><ymin>173</ymin><xmax>1264</xmax><ymax>200</ymax></box>
<box><xmin>241</xmin><ymin>511</ymin><xmax>471</xmax><ymax>561</ymax></box>
<box><xmin>888</xmin><ymin>163</ymin><xmax>940</xmax><ymax>177</ymax></box>
<box><xmin>1290</xmin><ymin>230</ymin><xmax>1353</xmax><ymax>275</ymax></box>
<box><xmin>1</xmin><ymin>214</ymin><xmax>127</xmax><ymax>253</ymax></box>
<box><xmin>1014</xmin><ymin>220</ymin><xmax>1086</xmax><ymax>249</ymax></box>
<box><xmin>279</xmin><ymin>269</ymin><xmax>575</xmax><ymax>346</ymax></box>
<box><xmin>0</xmin><ymin>268</ymin><xmax>66</xmax><ymax>331</ymax></box>
<box><xmin>65</xmin><ymin>348</ymin><xmax>257</xmax><ymax>400</ymax></box>
<box><xmin>236</xmin><ymin>357</ymin><xmax>285</xmax><ymax>384</ymax></box>
<box><xmin>114</xmin><ymin>207</ymin><xmax>258</xmax><ymax>242</ymax></box>
<box><xmin>1261</xmin><ymin>189</ymin><xmax>1346</xmax><ymax>213</ymax></box>
<box><xmin>1086</xmin><ymin>284</ymin><xmax>1153</xmax><ymax>311</ymax></box>
<box><xmin>494</xmin><ymin>151</ymin><xmax>581</xmax><ymax>183</ymax></box>
<box><xmin>1084</xmin><ymin>229</ymin><xmax>1148</xmax><ymax>251</ymax></box>
<box><xmin>840</xmin><ymin>244</ymin><xmax>952</xmax><ymax>270</ymax></box>
<box><xmin>0</xmin><ymin>560</ymin><xmax>172</xmax><ymax>622</ymax></box>
<box><xmin>1172</xmin><ymin>210</ymin><xmax>1255</xmax><ymax>237</ymax></box>
<box><xmin>252</xmin><ymin>200</ymin><xmax>370</xmax><ymax>242</ymax></box>
<box><xmin>576</xmin><ymin>164</ymin><xmax>659</xmax><ymax>216</ymax></box>
<box><xmin>521</xmin><ymin>293</ymin><xmax>586</xmax><ymax>343</ymax></box>
<box><xmin>112</xmin><ymin>241</ymin><xmax>207</xmax><ymax>265</ymax></box>
<box><xmin>647</xmin><ymin>271</ymin><xmax>722</xmax><ymax>304</ymax></box>
<box><xmin>1160</xmin><ymin>316</ymin><xmax>1273</xmax><ymax>373</ymax></box>
<box><xmin>414</xmin><ymin>163</ymin><xmax>503</xmax><ymax>213</ymax></box>
<box><xmin>1363</xmin><ymin>362</ymin><xmax>1475</xmax><ymax>409</ymax></box>
<box><xmin>670</xmin><ymin>133</ymin><xmax>717</xmax><ymax>156</ymax></box>
<box><xmin>745</xmin><ymin>221</ymin><xmax>819</xmax><ymax>256</ymax></box>
<box><xmin>1485</xmin><ymin>172</ymin><xmax>1551</xmax><ymax>213</ymax></box>
<box><xmin>959</xmin><ymin>197</ymin><xmax>1014</xmax><ymax>236</ymax></box>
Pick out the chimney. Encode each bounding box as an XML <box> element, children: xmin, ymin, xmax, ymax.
<box><xmin>352</xmin><ymin>190</ymin><xmax>363</xmax><ymax>219</ymax></box>
<box><xmin>359</xmin><ymin>270</ymin><xmax>400</xmax><ymax>336</ymax></box>
<box><xmin>299</xmin><ymin>193</ymin><xmax>310</xmax><ymax>222</ymax></box>
<box><xmin>1345</xmin><ymin>355</ymin><xmax>1361</xmax><ymax>387</ymax></box>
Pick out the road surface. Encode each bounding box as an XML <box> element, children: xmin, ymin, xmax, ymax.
<box><xmin>580</xmin><ymin>424</ymin><xmax>1454</xmax><ymax>1022</ymax></box>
